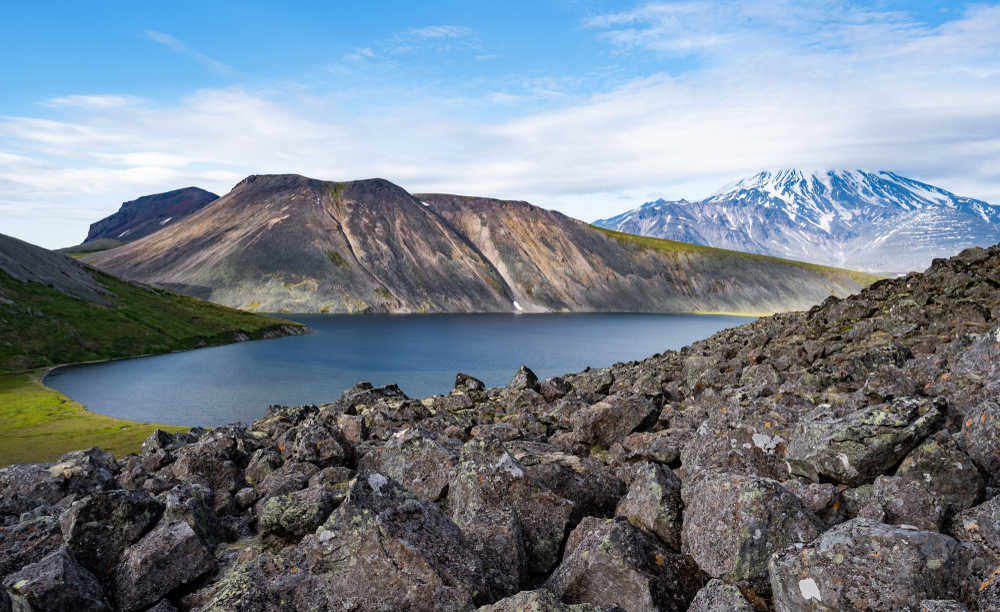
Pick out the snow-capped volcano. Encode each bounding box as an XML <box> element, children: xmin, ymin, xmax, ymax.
<box><xmin>593</xmin><ymin>170</ymin><xmax>1000</xmax><ymax>275</ymax></box>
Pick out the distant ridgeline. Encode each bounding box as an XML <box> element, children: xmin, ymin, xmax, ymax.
<box><xmin>58</xmin><ymin>187</ymin><xmax>219</xmax><ymax>258</ymax></box>
<box><xmin>83</xmin><ymin>174</ymin><xmax>881</xmax><ymax>315</ymax></box>
<box><xmin>0</xmin><ymin>232</ymin><xmax>306</xmax><ymax>373</ymax></box>
<box><xmin>593</xmin><ymin>170</ymin><xmax>1000</xmax><ymax>276</ymax></box>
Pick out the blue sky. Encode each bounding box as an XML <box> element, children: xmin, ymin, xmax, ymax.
<box><xmin>2</xmin><ymin>0</ymin><xmax>999</xmax><ymax>248</ymax></box>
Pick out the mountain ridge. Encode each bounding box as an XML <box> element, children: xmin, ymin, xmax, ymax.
<box><xmin>593</xmin><ymin>170</ymin><xmax>1000</xmax><ymax>275</ymax></box>
<box><xmin>87</xmin><ymin>174</ymin><xmax>879</xmax><ymax>314</ymax></box>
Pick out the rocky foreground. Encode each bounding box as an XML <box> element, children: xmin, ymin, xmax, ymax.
<box><xmin>4</xmin><ymin>245</ymin><xmax>1000</xmax><ymax>612</ymax></box>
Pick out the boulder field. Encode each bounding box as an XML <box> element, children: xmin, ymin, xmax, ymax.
<box><xmin>4</xmin><ymin>243</ymin><xmax>1000</xmax><ymax>611</ymax></box>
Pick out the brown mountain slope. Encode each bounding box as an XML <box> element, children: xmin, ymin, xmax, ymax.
<box><xmin>88</xmin><ymin>174</ymin><xmax>879</xmax><ymax>314</ymax></box>
<box><xmin>417</xmin><ymin>193</ymin><xmax>881</xmax><ymax>314</ymax></box>
<box><xmin>89</xmin><ymin>175</ymin><xmax>515</xmax><ymax>313</ymax></box>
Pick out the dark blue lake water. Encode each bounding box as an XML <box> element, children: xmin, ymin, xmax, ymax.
<box><xmin>45</xmin><ymin>313</ymin><xmax>754</xmax><ymax>427</ymax></box>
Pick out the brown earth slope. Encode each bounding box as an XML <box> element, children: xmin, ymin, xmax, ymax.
<box><xmin>89</xmin><ymin>174</ymin><xmax>880</xmax><ymax>314</ymax></box>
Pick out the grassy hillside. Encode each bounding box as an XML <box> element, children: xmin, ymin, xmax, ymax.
<box><xmin>0</xmin><ymin>266</ymin><xmax>306</xmax><ymax>373</ymax></box>
<box><xmin>593</xmin><ymin>227</ymin><xmax>884</xmax><ymax>287</ymax></box>
<box><xmin>0</xmin><ymin>371</ymin><xmax>189</xmax><ymax>467</ymax></box>
<box><xmin>57</xmin><ymin>238</ymin><xmax>127</xmax><ymax>259</ymax></box>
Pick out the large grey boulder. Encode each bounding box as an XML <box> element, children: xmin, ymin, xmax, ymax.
<box><xmin>682</xmin><ymin>472</ymin><xmax>821</xmax><ymax>596</ymax></box>
<box><xmin>276</xmin><ymin>416</ymin><xmax>352</xmax><ymax>468</ymax></box>
<box><xmin>571</xmin><ymin>393</ymin><xmax>658</xmax><ymax>449</ymax></box>
<box><xmin>477</xmin><ymin>590</ymin><xmax>621</xmax><ymax>612</ymax></box>
<box><xmin>509</xmin><ymin>442</ymin><xmax>626</xmax><ymax>521</ymax></box>
<box><xmin>897</xmin><ymin>429</ymin><xmax>984</xmax><ymax>511</ymax></box>
<box><xmin>981</xmin><ymin>566</ymin><xmax>1000</xmax><ymax>612</ymax></box>
<box><xmin>300</xmin><ymin>471</ymin><xmax>488</xmax><ymax>612</ymax></box>
<box><xmin>544</xmin><ymin>516</ymin><xmax>705</xmax><ymax>612</ymax></box>
<box><xmin>858</xmin><ymin>475</ymin><xmax>947</xmax><ymax>532</ymax></box>
<box><xmin>688</xmin><ymin>579</ymin><xmax>757</xmax><ymax>612</ymax></box>
<box><xmin>160</xmin><ymin>483</ymin><xmax>224</xmax><ymax>549</ymax></box>
<box><xmin>786</xmin><ymin>397</ymin><xmax>945</xmax><ymax>486</ymax></box>
<box><xmin>451</xmin><ymin>434</ymin><xmax>573</xmax><ymax>594</ymax></box>
<box><xmin>950</xmin><ymin>496</ymin><xmax>1000</xmax><ymax>552</ymax></box>
<box><xmin>920</xmin><ymin>601</ymin><xmax>970</xmax><ymax>612</ymax></box>
<box><xmin>0</xmin><ymin>450</ymin><xmax>116</xmax><ymax>506</ymax></box>
<box><xmin>957</xmin><ymin>401</ymin><xmax>1000</xmax><ymax>483</ymax></box>
<box><xmin>2</xmin><ymin>547</ymin><xmax>110</xmax><ymax>612</ymax></box>
<box><xmin>257</xmin><ymin>484</ymin><xmax>340</xmax><ymax>540</ymax></box>
<box><xmin>769</xmin><ymin>519</ymin><xmax>1000</xmax><ymax>612</ymax></box>
<box><xmin>616</xmin><ymin>462</ymin><xmax>683</xmax><ymax>551</ymax></box>
<box><xmin>679</xmin><ymin>417</ymin><xmax>790</xmax><ymax>481</ymax></box>
<box><xmin>59</xmin><ymin>489</ymin><xmax>164</xmax><ymax>576</ymax></box>
<box><xmin>359</xmin><ymin>427</ymin><xmax>458</xmax><ymax>503</ymax></box>
<box><xmin>0</xmin><ymin>517</ymin><xmax>62</xmax><ymax>581</ymax></box>
<box><xmin>112</xmin><ymin>521</ymin><xmax>215</xmax><ymax>612</ymax></box>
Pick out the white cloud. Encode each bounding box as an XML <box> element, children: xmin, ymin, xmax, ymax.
<box><xmin>406</xmin><ymin>25</ymin><xmax>474</xmax><ymax>40</ymax></box>
<box><xmin>3</xmin><ymin>2</ymin><xmax>1000</xmax><ymax>248</ymax></box>
<box><xmin>146</xmin><ymin>31</ymin><xmax>237</xmax><ymax>76</ymax></box>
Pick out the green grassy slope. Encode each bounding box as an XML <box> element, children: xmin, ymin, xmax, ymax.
<box><xmin>593</xmin><ymin>226</ymin><xmax>885</xmax><ymax>287</ymax></box>
<box><xmin>0</xmin><ymin>267</ymin><xmax>306</xmax><ymax>374</ymax></box>
<box><xmin>56</xmin><ymin>238</ymin><xmax>127</xmax><ymax>260</ymax></box>
<box><xmin>0</xmin><ymin>370</ymin><xmax>189</xmax><ymax>467</ymax></box>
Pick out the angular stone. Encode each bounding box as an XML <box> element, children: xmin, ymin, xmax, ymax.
<box><xmin>564</xmin><ymin>367</ymin><xmax>615</xmax><ymax>401</ymax></box>
<box><xmin>688</xmin><ymin>579</ymin><xmax>757</xmax><ymax>612</ymax></box>
<box><xmin>478</xmin><ymin>589</ymin><xmax>620</xmax><ymax>612</ymax></box>
<box><xmin>112</xmin><ymin>521</ymin><xmax>215</xmax><ymax>612</ymax></box>
<box><xmin>949</xmin><ymin>496</ymin><xmax>1000</xmax><ymax>552</ymax></box>
<box><xmin>539</xmin><ymin>377</ymin><xmax>571</xmax><ymax>403</ymax></box>
<box><xmin>60</xmin><ymin>489</ymin><xmax>164</xmax><ymax>576</ymax></box>
<box><xmin>571</xmin><ymin>393</ymin><xmax>659</xmax><ymax>449</ymax></box>
<box><xmin>147</xmin><ymin>600</ymin><xmax>179</xmax><ymax>612</ymax></box>
<box><xmin>456</xmin><ymin>372</ymin><xmax>486</xmax><ymax>393</ymax></box>
<box><xmin>0</xmin><ymin>454</ymin><xmax>115</xmax><ymax>506</ymax></box>
<box><xmin>782</xmin><ymin>481</ymin><xmax>849</xmax><ymax>529</ymax></box>
<box><xmin>507</xmin><ymin>365</ymin><xmax>540</xmax><ymax>394</ymax></box>
<box><xmin>2</xmin><ymin>547</ymin><xmax>110</xmax><ymax>612</ymax></box>
<box><xmin>359</xmin><ymin>427</ymin><xmax>457</xmax><ymax>503</ymax></box>
<box><xmin>897</xmin><ymin>429</ymin><xmax>984</xmax><ymax>511</ymax></box>
<box><xmin>616</xmin><ymin>462</ymin><xmax>683</xmax><ymax>551</ymax></box>
<box><xmin>160</xmin><ymin>483</ymin><xmax>224</xmax><ymax>549</ymax></box>
<box><xmin>957</xmin><ymin>401</ymin><xmax>1000</xmax><ymax>483</ymax></box>
<box><xmin>257</xmin><ymin>484</ymin><xmax>339</xmax><ymax>540</ymax></box>
<box><xmin>255</xmin><ymin>460</ymin><xmax>319</xmax><ymax>504</ymax></box>
<box><xmin>545</xmin><ymin>517</ymin><xmax>705</xmax><ymax>612</ymax></box>
<box><xmin>680</xmin><ymin>418</ymin><xmax>790</xmax><ymax>481</ymax></box>
<box><xmin>920</xmin><ymin>601</ymin><xmax>970</xmax><ymax>612</ymax></box>
<box><xmin>787</xmin><ymin>397</ymin><xmax>946</xmax><ymax>487</ymax></box>
<box><xmin>682</xmin><ymin>472</ymin><xmax>821</xmax><ymax>595</ymax></box>
<box><xmin>610</xmin><ymin>429</ymin><xmax>694</xmax><ymax>467</ymax></box>
<box><xmin>277</xmin><ymin>417</ymin><xmax>351</xmax><ymax>468</ymax></box>
<box><xmin>300</xmin><ymin>471</ymin><xmax>487</xmax><ymax>612</ymax></box>
<box><xmin>167</xmin><ymin>454</ymin><xmax>247</xmax><ymax>493</ymax></box>
<box><xmin>243</xmin><ymin>448</ymin><xmax>283</xmax><ymax>486</ymax></box>
<box><xmin>769</xmin><ymin>519</ymin><xmax>1000</xmax><ymax>612</ymax></box>
<box><xmin>0</xmin><ymin>517</ymin><xmax>62</xmax><ymax>580</ymax></box>
<box><xmin>981</xmin><ymin>565</ymin><xmax>1000</xmax><ymax>612</ymax></box>
<box><xmin>452</xmin><ymin>435</ymin><xmax>574</xmax><ymax>581</ymax></box>
<box><xmin>509</xmin><ymin>442</ymin><xmax>626</xmax><ymax>521</ymax></box>
<box><xmin>858</xmin><ymin>475</ymin><xmax>947</xmax><ymax>532</ymax></box>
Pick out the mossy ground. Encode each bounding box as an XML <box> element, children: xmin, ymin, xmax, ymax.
<box><xmin>0</xmin><ymin>370</ymin><xmax>188</xmax><ymax>467</ymax></box>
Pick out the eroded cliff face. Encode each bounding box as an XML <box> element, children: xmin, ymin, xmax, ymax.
<box><xmin>90</xmin><ymin>176</ymin><xmax>516</xmax><ymax>314</ymax></box>
<box><xmin>420</xmin><ymin>193</ymin><xmax>877</xmax><ymax>314</ymax></box>
<box><xmin>91</xmin><ymin>175</ymin><xmax>877</xmax><ymax>314</ymax></box>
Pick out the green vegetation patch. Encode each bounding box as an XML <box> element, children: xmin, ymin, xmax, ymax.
<box><xmin>0</xmin><ymin>370</ymin><xmax>188</xmax><ymax>467</ymax></box>
<box><xmin>56</xmin><ymin>238</ymin><xmax>128</xmax><ymax>260</ymax></box>
<box><xmin>592</xmin><ymin>227</ymin><xmax>884</xmax><ymax>287</ymax></box>
<box><xmin>0</xmin><ymin>268</ymin><xmax>305</xmax><ymax>374</ymax></box>
<box><xmin>326</xmin><ymin>250</ymin><xmax>350</xmax><ymax>269</ymax></box>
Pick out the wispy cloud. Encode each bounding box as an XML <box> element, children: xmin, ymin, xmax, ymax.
<box><xmin>406</xmin><ymin>25</ymin><xmax>474</xmax><ymax>40</ymax></box>
<box><xmin>4</xmin><ymin>2</ymin><xmax>1000</xmax><ymax>248</ymax></box>
<box><xmin>145</xmin><ymin>31</ymin><xmax>237</xmax><ymax>75</ymax></box>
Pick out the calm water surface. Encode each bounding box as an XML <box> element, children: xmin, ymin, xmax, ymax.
<box><xmin>46</xmin><ymin>313</ymin><xmax>754</xmax><ymax>427</ymax></box>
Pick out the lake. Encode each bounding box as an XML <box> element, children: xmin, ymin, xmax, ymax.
<box><xmin>45</xmin><ymin>313</ymin><xmax>755</xmax><ymax>427</ymax></box>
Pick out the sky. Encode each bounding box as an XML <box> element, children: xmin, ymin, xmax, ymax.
<box><xmin>2</xmin><ymin>0</ymin><xmax>999</xmax><ymax>249</ymax></box>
